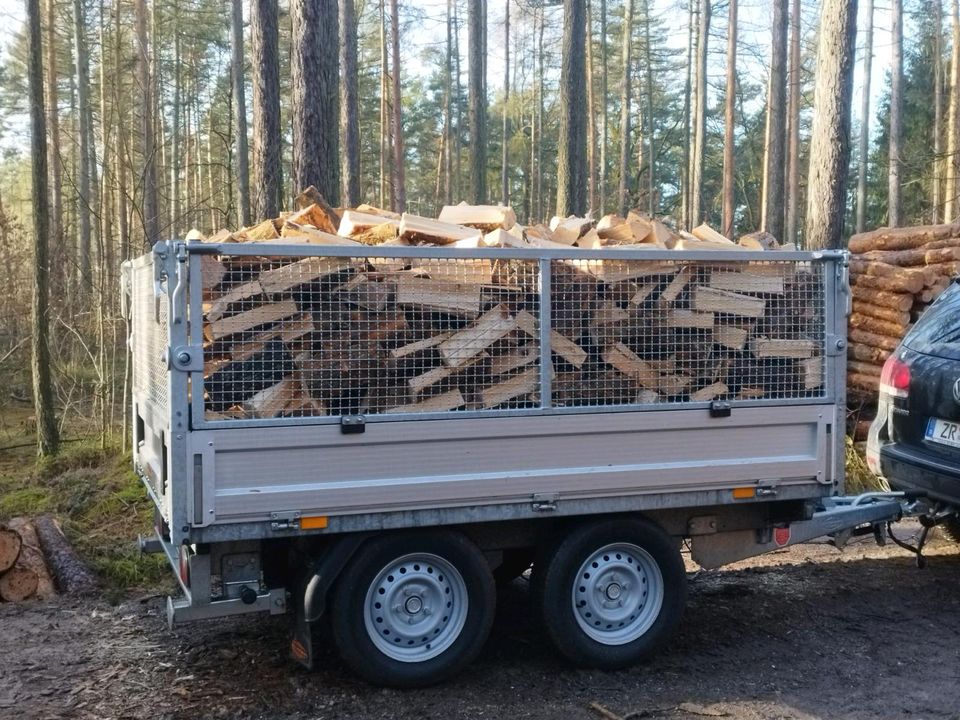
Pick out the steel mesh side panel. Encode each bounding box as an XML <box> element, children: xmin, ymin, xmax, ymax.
<box><xmin>550</xmin><ymin>258</ymin><xmax>827</xmax><ymax>407</ymax></box>
<box><xmin>201</xmin><ymin>254</ymin><xmax>541</xmax><ymax>420</ymax></box>
<box><xmin>132</xmin><ymin>258</ymin><xmax>170</xmax><ymax>418</ymax></box>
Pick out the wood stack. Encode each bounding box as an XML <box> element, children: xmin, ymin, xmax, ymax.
<box><xmin>196</xmin><ymin>196</ymin><xmax>819</xmax><ymax>419</ymax></box>
<box><xmin>846</xmin><ymin>223</ymin><xmax>960</xmax><ymax>399</ymax></box>
<box><xmin>0</xmin><ymin>519</ymin><xmax>56</xmax><ymax>602</ymax></box>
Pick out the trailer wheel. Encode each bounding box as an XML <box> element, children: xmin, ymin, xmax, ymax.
<box><xmin>330</xmin><ymin>530</ymin><xmax>495</xmax><ymax>687</ymax></box>
<box><xmin>538</xmin><ymin>517</ymin><xmax>686</xmax><ymax>669</ymax></box>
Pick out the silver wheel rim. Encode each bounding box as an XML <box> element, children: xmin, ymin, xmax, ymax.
<box><xmin>571</xmin><ymin>542</ymin><xmax>664</xmax><ymax>645</ymax></box>
<box><xmin>363</xmin><ymin>553</ymin><xmax>468</xmax><ymax>663</ymax></box>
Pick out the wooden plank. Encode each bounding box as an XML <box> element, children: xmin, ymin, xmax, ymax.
<box><xmin>390</xmin><ymin>332</ymin><xmax>454</xmax><ymax>359</ymax></box>
<box><xmin>395</xmin><ymin>275</ymin><xmax>482</xmax><ymax>315</ymax></box>
<box><xmin>666</xmin><ymin>309</ymin><xmax>715</xmax><ymax>329</ymax></box>
<box><xmin>386</xmin><ymin>388</ymin><xmax>467</xmax><ymax>414</ymax></box>
<box><xmin>338</xmin><ymin>209</ymin><xmax>400</xmax><ymax>237</ymax></box>
<box><xmin>749</xmin><ymin>336</ymin><xmax>818</xmax><ymax>359</ymax></box>
<box><xmin>204</xmin><ymin>279</ymin><xmax>263</xmax><ymax>321</ymax></box>
<box><xmin>710</xmin><ymin>270</ymin><xmax>785</xmax><ymax>295</ymax></box>
<box><xmin>412</xmin><ymin>258</ymin><xmax>493</xmax><ymax>285</ymax></box>
<box><xmin>438</xmin><ymin>305</ymin><xmax>518</xmax><ymax>367</ymax></box>
<box><xmin>489</xmin><ymin>345</ymin><xmax>540</xmax><ymax>376</ymax></box>
<box><xmin>438</xmin><ymin>203</ymin><xmax>517</xmax><ymax>230</ymax></box>
<box><xmin>480</xmin><ymin>367</ymin><xmax>539</xmax><ymax>408</ymax></box>
<box><xmin>205</xmin><ymin>300</ymin><xmax>298</xmax><ymax>341</ymax></box>
<box><xmin>259</xmin><ymin>256</ymin><xmax>355</xmax><ymax>294</ymax></box>
<box><xmin>689</xmin><ymin>382</ymin><xmax>728</xmax><ymax>402</ymax></box>
<box><xmin>714</xmin><ymin>324</ymin><xmax>750</xmax><ymax>350</ymax></box>
<box><xmin>694</xmin><ymin>287</ymin><xmax>767</xmax><ymax>317</ymax></box>
<box><xmin>603</xmin><ymin>343</ymin><xmax>659</xmax><ymax>390</ymax></box>
<box><xmin>551</xmin><ymin>330</ymin><xmax>588</xmax><ymax>368</ymax></box>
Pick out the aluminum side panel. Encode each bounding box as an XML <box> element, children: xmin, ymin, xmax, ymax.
<box><xmin>193</xmin><ymin>405</ymin><xmax>830</xmax><ymax>522</ymax></box>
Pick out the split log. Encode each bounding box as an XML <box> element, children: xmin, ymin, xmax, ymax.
<box><xmin>849</xmin><ymin>285</ymin><xmax>914</xmax><ymax>312</ymax></box>
<box><xmin>691</xmin><ymin>224</ymin><xmax>735</xmax><ymax>245</ymax></box>
<box><xmin>7</xmin><ymin>518</ymin><xmax>56</xmax><ymax>600</ymax></box>
<box><xmin>849</xmin><ymin>328</ymin><xmax>902</xmax><ymax>352</ymax></box>
<box><xmin>204</xmin><ymin>300</ymin><xmax>299</xmax><ymax>341</ymax></box>
<box><xmin>549</xmin><ymin>216</ymin><xmax>592</xmax><ymax>244</ymax></box>
<box><xmin>848</xmin><ymin>360</ymin><xmax>883</xmax><ymax>378</ymax></box>
<box><xmin>738</xmin><ymin>231</ymin><xmax>779</xmax><ymax>250</ymax></box>
<box><xmin>0</xmin><ymin>526</ymin><xmax>22</xmax><ymax>574</ymax></box>
<box><xmin>715</xmin><ymin>324</ymin><xmax>750</xmax><ymax>350</ymax></box>
<box><xmin>596</xmin><ymin>214</ymin><xmax>634</xmax><ymax>243</ymax></box>
<box><xmin>480</xmin><ymin>367</ymin><xmax>539</xmax><ymax>408</ymax></box>
<box><xmin>689</xmin><ymin>382</ymin><xmax>729</xmax><ymax>401</ymax></box>
<box><xmin>386</xmin><ymin>388</ymin><xmax>466</xmax><ymax>414</ymax></box>
<box><xmin>390</xmin><ymin>332</ymin><xmax>455</xmax><ymax>360</ymax></box>
<box><xmin>284</xmin><ymin>202</ymin><xmax>339</xmax><ymax>235</ymax></box>
<box><xmin>34</xmin><ymin>516</ymin><xmax>99</xmax><ymax>595</ymax></box>
<box><xmin>395</xmin><ymin>275</ymin><xmax>482</xmax><ymax>316</ymax></box>
<box><xmin>710</xmin><ymin>269</ymin><xmax>785</xmax><ymax>294</ymax></box>
<box><xmin>242</xmin><ymin>218</ymin><xmax>280</xmax><ymax>240</ymax></box>
<box><xmin>437</xmin><ymin>204</ymin><xmax>517</xmax><ymax>231</ymax></box>
<box><xmin>399</xmin><ymin>213</ymin><xmax>482</xmax><ymax>245</ymax></box>
<box><xmin>659</xmin><ymin>266</ymin><xmax>694</xmax><ymax>304</ymax></box>
<box><xmin>693</xmin><ymin>287</ymin><xmax>767</xmax><ymax>318</ymax></box>
<box><xmin>666</xmin><ymin>309</ymin><xmax>715</xmax><ymax>330</ymax></box>
<box><xmin>851</xmin><ymin>300</ymin><xmax>911</xmax><ymax>326</ymax></box>
<box><xmin>550</xmin><ymin>331</ymin><xmax>588</xmax><ymax>368</ymax></box>
<box><xmin>0</xmin><ymin>566</ymin><xmax>38</xmax><ymax>602</ymax></box>
<box><xmin>338</xmin><ymin>209</ymin><xmax>400</xmax><ymax>238</ymax></box>
<box><xmin>799</xmin><ymin>357</ymin><xmax>824</xmax><ymax>391</ymax></box>
<box><xmin>749</xmin><ymin>337</ymin><xmax>817</xmax><ymax>359</ymax></box>
<box><xmin>438</xmin><ymin>305</ymin><xmax>517</xmax><ymax>367</ymax></box>
<box><xmin>259</xmin><ymin>256</ymin><xmax>355</xmax><ymax>294</ymax></box>
<box><xmin>294</xmin><ymin>185</ymin><xmax>342</xmax><ymax>230</ymax></box>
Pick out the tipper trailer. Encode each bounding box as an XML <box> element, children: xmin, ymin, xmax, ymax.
<box><xmin>124</xmin><ymin>239</ymin><xmax>909</xmax><ymax>686</ymax></box>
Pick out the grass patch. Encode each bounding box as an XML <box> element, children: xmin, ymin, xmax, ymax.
<box><xmin>0</xmin><ymin>426</ymin><xmax>172</xmax><ymax>600</ymax></box>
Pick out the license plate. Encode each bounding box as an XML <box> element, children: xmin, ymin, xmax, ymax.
<box><xmin>926</xmin><ymin>417</ymin><xmax>960</xmax><ymax>448</ymax></box>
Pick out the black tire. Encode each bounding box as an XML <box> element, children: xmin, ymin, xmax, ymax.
<box><xmin>330</xmin><ymin>530</ymin><xmax>495</xmax><ymax>688</ymax></box>
<box><xmin>538</xmin><ymin>517</ymin><xmax>686</xmax><ymax>670</ymax></box>
<box><xmin>493</xmin><ymin>547</ymin><xmax>535</xmax><ymax>586</ymax></box>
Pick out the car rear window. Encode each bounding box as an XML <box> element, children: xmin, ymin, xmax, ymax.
<box><xmin>903</xmin><ymin>282</ymin><xmax>960</xmax><ymax>359</ymax></box>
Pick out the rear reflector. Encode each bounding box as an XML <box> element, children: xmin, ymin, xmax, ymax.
<box><xmin>300</xmin><ymin>515</ymin><xmax>328</xmax><ymax>530</ymax></box>
<box><xmin>732</xmin><ymin>487</ymin><xmax>756</xmax><ymax>499</ymax></box>
<box><xmin>879</xmin><ymin>356</ymin><xmax>910</xmax><ymax>398</ymax></box>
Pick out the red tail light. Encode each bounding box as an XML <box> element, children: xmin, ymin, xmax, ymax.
<box><xmin>879</xmin><ymin>356</ymin><xmax>910</xmax><ymax>398</ymax></box>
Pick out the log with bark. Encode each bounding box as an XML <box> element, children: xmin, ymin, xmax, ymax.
<box><xmin>34</xmin><ymin>515</ymin><xmax>98</xmax><ymax>596</ymax></box>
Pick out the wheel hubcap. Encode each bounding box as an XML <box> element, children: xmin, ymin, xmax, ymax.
<box><xmin>364</xmin><ymin>553</ymin><xmax>468</xmax><ymax>662</ymax></box>
<box><xmin>572</xmin><ymin>542</ymin><xmax>665</xmax><ymax>645</ymax></box>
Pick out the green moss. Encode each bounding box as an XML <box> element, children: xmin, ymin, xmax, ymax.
<box><xmin>0</xmin><ymin>486</ymin><xmax>54</xmax><ymax>518</ymax></box>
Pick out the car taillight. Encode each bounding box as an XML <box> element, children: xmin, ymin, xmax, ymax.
<box><xmin>879</xmin><ymin>355</ymin><xmax>910</xmax><ymax>398</ymax></box>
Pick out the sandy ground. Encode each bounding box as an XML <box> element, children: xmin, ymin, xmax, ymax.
<box><xmin>2</xmin><ymin>525</ymin><xmax>959</xmax><ymax>720</ymax></box>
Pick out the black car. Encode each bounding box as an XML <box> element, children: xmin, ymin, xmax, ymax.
<box><xmin>867</xmin><ymin>281</ymin><xmax>960</xmax><ymax>540</ymax></box>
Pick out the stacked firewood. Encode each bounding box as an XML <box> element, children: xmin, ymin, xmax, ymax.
<box><xmin>847</xmin><ymin>223</ymin><xmax>960</xmax><ymax>399</ymax></box>
<box><xmin>0</xmin><ymin>519</ymin><xmax>56</xmax><ymax>602</ymax></box>
<box><xmin>198</xmin><ymin>191</ymin><xmax>821</xmax><ymax>420</ymax></box>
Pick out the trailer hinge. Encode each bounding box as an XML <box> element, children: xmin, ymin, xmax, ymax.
<box><xmin>270</xmin><ymin>511</ymin><xmax>301</xmax><ymax>531</ymax></box>
<box><xmin>532</xmin><ymin>493</ymin><xmax>559</xmax><ymax>512</ymax></box>
<box><xmin>168</xmin><ymin>344</ymin><xmax>204</xmax><ymax>372</ymax></box>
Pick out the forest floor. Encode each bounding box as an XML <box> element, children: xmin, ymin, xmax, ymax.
<box><xmin>2</xmin><ymin>523</ymin><xmax>959</xmax><ymax>720</ymax></box>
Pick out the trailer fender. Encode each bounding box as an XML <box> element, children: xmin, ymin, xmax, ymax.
<box><xmin>303</xmin><ymin>533</ymin><xmax>370</xmax><ymax>622</ymax></box>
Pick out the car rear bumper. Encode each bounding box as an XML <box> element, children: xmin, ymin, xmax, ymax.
<box><xmin>880</xmin><ymin>443</ymin><xmax>960</xmax><ymax>506</ymax></box>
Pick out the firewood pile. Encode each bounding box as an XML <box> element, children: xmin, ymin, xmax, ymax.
<box><xmin>847</xmin><ymin>223</ymin><xmax>960</xmax><ymax>400</ymax></box>
<box><xmin>196</xmin><ymin>189</ymin><xmax>824</xmax><ymax>420</ymax></box>
<box><xmin>0</xmin><ymin>519</ymin><xmax>57</xmax><ymax>602</ymax></box>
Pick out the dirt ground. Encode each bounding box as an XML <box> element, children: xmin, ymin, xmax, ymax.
<box><xmin>3</xmin><ymin>524</ymin><xmax>960</xmax><ymax>720</ymax></box>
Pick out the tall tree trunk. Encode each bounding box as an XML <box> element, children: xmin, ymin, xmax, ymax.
<box><xmin>761</xmin><ymin>0</ymin><xmax>788</xmax><ymax>241</ymax></box>
<box><xmin>469</xmin><ymin>0</ymin><xmax>487</xmax><ymax>204</ymax></box>
<box><xmin>27</xmin><ymin>0</ymin><xmax>59</xmax><ymax>456</ymax></box>
<box><xmin>340</xmin><ymin>0</ymin><xmax>360</xmax><ymax>207</ymax></box>
<box><xmin>722</xmin><ymin>0</ymin><xmax>737</xmax><ymax>238</ymax></box>
<box><xmin>444</xmin><ymin>0</ymin><xmax>453</xmax><ymax>205</ymax></box>
<box><xmin>73</xmin><ymin>0</ymin><xmax>91</xmax><ymax>290</ymax></box>
<box><xmin>945</xmin><ymin>0</ymin><xmax>960</xmax><ymax>221</ymax></box>
<box><xmin>43</xmin><ymin>0</ymin><xmax>62</xmax><ymax>274</ymax></box>
<box><xmin>135</xmin><ymin>0</ymin><xmax>159</xmax><ymax>245</ymax></box>
<box><xmin>502</xmin><ymin>0</ymin><xmax>510</xmax><ymax>208</ymax></box>
<box><xmin>888</xmin><ymin>0</ymin><xmax>903</xmax><ymax>226</ymax></box>
<box><xmin>617</xmin><ymin>0</ymin><xmax>633</xmax><ymax>216</ymax></box>
<box><xmin>390</xmin><ymin>0</ymin><xmax>405</xmax><ymax>210</ymax></box>
<box><xmin>599</xmin><ymin>0</ymin><xmax>608</xmax><ymax>214</ymax></box>
<box><xmin>535</xmin><ymin>5</ymin><xmax>544</xmax><ymax>220</ymax></box>
<box><xmin>856</xmin><ymin>0</ymin><xmax>874</xmax><ymax>233</ymax></box>
<box><xmin>690</xmin><ymin>0</ymin><xmax>710</xmax><ymax>228</ymax></box>
<box><xmin>230</xmin><ymin>0</ymin><xmax>250</xmax><ymax>226</ymax></box>
<box><xmin>805</xmin><ymin>0</ymin><xmax>858</xmax><ymax>249</ymax></box>
<box><xmin>115</xmin><ymin>0</ymin><xmax>130</xmax><ymax>260</ymax></box>
<box><xmin>933</xmin><ymin>0</ymin><xmax>944</xmax><ymax>223</ymax></box>
<box><xmin>556</xmin><ymin>0</ymin><xmax>588</xmax><ymax>217</ymax></box>
<box><xmin>586</xmin><ymin>0</ymin><xmax>596</xmax><ymax>214</ymax></box>
<box><xmin>785</xmin><ymin>0</ymin><xmax>802</xmax><ymax>244</ymax></box>
<box><xmin>379</xmin><ymin>0</ymin><xmax>388</xmax><ymax>208</ymax></box>
<box><xmin>642</xmin><ymin>0</ymin><xmax>654</xmax><ymax>216</ymax></box>
<box><xmin>171</xmin><ymin>5</ymin><xmax>181</xmax><ymax>234</ymax></box>
<box><xmin>251</xmin><ymin>0</ymin><xmax>281</xmax><ymax>219</ymax></box>
<box><xmin>454</xmin><ymin>1</ymin><xmax>463</xmax><ymax>202</ymax></box>
<box><xmin>682</xmin><ymin>1</ymin><xmax>694</xmax><ymax>228</ymax></box>
<box><xmin>291</xmin><ymin>0</ymin><xmax>340</xmax><ymax>201</ymax></box>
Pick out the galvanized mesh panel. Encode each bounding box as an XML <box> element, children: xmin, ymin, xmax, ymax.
<box><xmin>550</xmin><ymin>258</ymin><xmax>826</xmax><ymax>407</ymax></box>
<box><xmin>201</xmin><ymin>254</ymin><xmax>541</xmax><ymax>420</ymax></box>
<box><xmin>132</xmin><ymin>258</ymin><xmax>170</xmax><ymax>417</ymax></box>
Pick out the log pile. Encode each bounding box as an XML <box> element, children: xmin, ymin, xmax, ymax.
<box><xmin>196</xmin><ymin>193</ymin><xmax>821</xmax><ymax>419</ymax></box>
<box><xmin>847</xmin><ymin>223</ymin><xmax>960</xmax><ymax>400</ymax></box>
<box><xmin>0</xmin><ymin>519</ymin><xmax>57</xmax><ymax>602</ymax></box>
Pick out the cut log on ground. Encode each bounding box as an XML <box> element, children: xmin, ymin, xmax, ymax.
<box><xmin>34</xmin><ymin>515</ymin><xmax>99</xmax><ymax>596</ymax></box>
<box><xmin>0</xmin><ymin>526</ymin><xmax>22</xmax><ymax>574</ymax></box>
<box><xmin>0</xmin><ymin>566</ymin><xmax>38</xmax><ymax>602</ymax></box>
<box><xmin>7</xmin><ymin>518</ymin><xmax>56</xmax><ymax>600</ymax></box>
